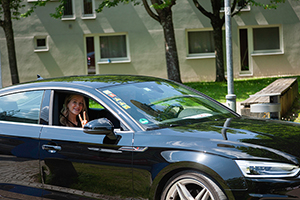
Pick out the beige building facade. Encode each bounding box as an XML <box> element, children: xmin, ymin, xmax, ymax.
<box><xmin>0</xmin><ymin>0</ymin><xmax>299</xmax><ymax>87</ymax></box>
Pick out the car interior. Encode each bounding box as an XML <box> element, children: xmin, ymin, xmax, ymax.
<box><xmin>52</xmin><ymin>91</ymin><xmax>121</xmax><ymax>129</ymax></box>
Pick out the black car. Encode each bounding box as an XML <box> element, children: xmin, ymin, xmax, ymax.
<box><xmin>0</xmin><ymin>74</ymin><xmax>300</xmax><ymax>200</ymax></box>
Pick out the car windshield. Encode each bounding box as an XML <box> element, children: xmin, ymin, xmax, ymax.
<box><xmin>99</xmin><ymin>80</ymin><xmax>236</xmax><ymax>129</ymax></box>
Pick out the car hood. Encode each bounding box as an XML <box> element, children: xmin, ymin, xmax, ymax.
<box><xmin>148</xmin><ymin>117</ymin><xmax>300</xmax><ymax>165</ymax></box>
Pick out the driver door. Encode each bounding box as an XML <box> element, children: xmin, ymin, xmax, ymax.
<box><xmin>39</xmin><ymin>91</ymin><xmax>134</xmax><ymax>199</ymax></box>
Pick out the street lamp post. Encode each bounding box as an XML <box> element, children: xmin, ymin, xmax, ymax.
<box><xmin>0</xmin><ymin>53</ymin><xmax>2</xmax><ymax>88</ymax></box>
<box><xmin>224</xmin><ymin>0</ymin><xmax>236</xmax><ymax>111</ymax></box>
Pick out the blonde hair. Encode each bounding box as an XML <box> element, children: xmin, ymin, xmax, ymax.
<box><xmin>60</xmin><ymin>94</ymin><xmax>89</xmax><ymax>127</ymax></box>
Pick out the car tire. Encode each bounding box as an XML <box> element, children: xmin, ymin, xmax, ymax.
<box><xmin>161</xmin><ymin>170</ymin><xmax>227</xmax><ymax>200</ymax></box>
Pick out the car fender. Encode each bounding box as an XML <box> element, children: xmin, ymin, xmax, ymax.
<box><xmin>149</xmin><ymin>150</ymin><xmax>247</xmax><ymax>199</ymax></box>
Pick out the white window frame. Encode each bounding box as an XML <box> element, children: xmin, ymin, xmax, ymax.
<box><xmin>34</xmin><ymin>35</ymin><xmax>49</xmax><ymax>52</ymax></box>
<box><xmin>237</xmin><ymin>25</ymin><xmax>283</xmax><ymax>76</ymax></box>
<box><xmin>251</xmin><ymin>25</ymin><xmax>284</xmax><ymax>56</ymax></box>
<box><xmin>62</xmin><ymin>0</ymin><xmax>76</xmax><ymax>21</ymax></box>
<box><xmin>186</xmin><ymin>29</ymin><xmax>216</xmax><ymax>59</ymax></box>
<box><xmin>98</xmin><ymin>33</ymin><xmax>130</xmax><ymax>64</ymax></box>
<box><xmin>81</xmin><ymin>0</ymin><xmax>96</xmax><ymax>19</ymax></box>
<box><xmin>220</xmin><ymin>0</ymin><xmax>251</xmax><ymax>12</ymax></box>
<box><xmin>84</xmin><ymin>33</ymin><xmax>131</xmax><ymax>73</ymax></box>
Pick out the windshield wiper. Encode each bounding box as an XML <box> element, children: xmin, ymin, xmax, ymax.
<box><xmin>146</xmin><ymin>123</ymin><xmax>181</xmax><ymax>131</ymax></box>
<box><xmin>131</xmin><ymin>100</ymin><xmax>160</xmax><ymax>116</ymax></box>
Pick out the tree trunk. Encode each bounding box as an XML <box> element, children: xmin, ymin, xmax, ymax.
<box><xmin>212</xmin><ymin>21</ymin><xmax>226</xmax><ymax>82</ymax></box>
<box><xmin>1</xmin><ymin>0</ymin><xmax>19</xmax><ymax>85</ymax></box>
<box><xmin>160</xmin><ymin>11</ymin><xmax>181</xmax><ymax>83</ymax></box>
<box><xmin>192</xmin><ymin>0</ymin><xmax>227</xmax><ymax>82</ymax></box>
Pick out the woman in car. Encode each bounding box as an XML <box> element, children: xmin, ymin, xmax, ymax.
<box><xmin>60</xmin><ymin>94</ymin><xmax>89</xmax><ymax>128</ymax></box>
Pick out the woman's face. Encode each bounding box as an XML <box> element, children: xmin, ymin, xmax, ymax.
<box><xmin>67</xmin><ymin>95</ymin><xmax>84</xmax><ymax>117</ymax></box>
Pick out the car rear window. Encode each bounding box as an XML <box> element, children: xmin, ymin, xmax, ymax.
<box><xmin>0</xmin><ymin>90</ymin><xmax>44</xmax><ymax>124</ymax></box>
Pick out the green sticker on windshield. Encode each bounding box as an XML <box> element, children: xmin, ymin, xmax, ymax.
<box><xmin>139</xmin><ymin>118</ymin><xmax>149</xmax><ymax>124</ymax></box>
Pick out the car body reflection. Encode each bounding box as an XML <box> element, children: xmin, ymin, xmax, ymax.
<box><xmin>0</xmin><ymin>75</ymin><xmax>299</xmax><ymax>200</ymax></box>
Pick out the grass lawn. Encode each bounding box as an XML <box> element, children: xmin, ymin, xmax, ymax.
<box><xmin>184</xmin><ymin>76</ymin><xmax>300</xmax><ymax>122</ymax></box>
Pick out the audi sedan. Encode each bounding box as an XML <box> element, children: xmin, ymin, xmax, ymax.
<box><xmin>0</xmin><ymin>74</ymin><xmax>300</xmax><ymax>200</ymax></box>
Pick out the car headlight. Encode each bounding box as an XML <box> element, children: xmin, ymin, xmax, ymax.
<box><xmin>235</xmin><ymin>160</ymin><xmax>300</xmax><ymax>178</ymax></box>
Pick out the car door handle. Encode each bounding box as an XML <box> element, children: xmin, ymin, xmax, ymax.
<box><xmin>118</xmin><ymin>146</ymin><xmax>148</xmax><ymax>152</ymax></box>
<box><xmin>88</xmin><ymin>147</ymin><xmax>122</xmax><ymax>154</ymax></box>
<box><xmin>42</xmin><ymin>144</ymin><xmax>62</xmax><ymax>153</ymax></box>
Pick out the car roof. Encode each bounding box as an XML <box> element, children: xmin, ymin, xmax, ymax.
<box><xmin>0</xmin><ymin>74</ymin><xmax>170</xmax><ymax>94</ymax></box>
<box><xmin>36</xmin><ymin>74</ymin><xmax>164</xmax><ymax>87</ymax></box>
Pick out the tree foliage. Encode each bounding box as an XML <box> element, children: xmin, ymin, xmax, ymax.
<box><xmin>96</xmin><ymin>0</ymin><xmax>182</xmax><ymax>83</ymax></box>
<box><xmin>0</xmin><ymin>0</ymin><xmax>26</xmax><ymax>85</ymax></box>
<box><xmin>192</xmin><ymin>0</ymin><xmax>285</xmax><ymax>82</ymax></box>
<box><xmin>0</xmin><ymin>0</ymin><xmax>25</xmax><ymax>20</ymax></box>
<box><xmin>0</xmin><ymin>0</ymin><xmax>64</xmax><ymax>85</ymax></box>
<box><xmin>97</xmin><ymin>0</ymin><xmax>141</xmax><ymax>12</ymax></box>
<box><xmin>21</xmin><ymin>0</ymin><xmax>64</xmax><ymax>18</ymax></box>
<box><xmin>0</xmin><ymin>0</ymin><xmax>286</xmax><ymax>85</ymax></box>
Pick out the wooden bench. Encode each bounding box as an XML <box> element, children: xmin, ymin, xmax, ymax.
<box><xmin>240</xmin><ymin>78</ymin><xmax>298</xmax><ymax>119</ymax></box>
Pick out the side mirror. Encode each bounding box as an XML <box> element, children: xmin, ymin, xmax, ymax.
<box><xmin>83</xmin><ymin>118</ymin><xmax>117</xmax><ymax>140</ymax></box>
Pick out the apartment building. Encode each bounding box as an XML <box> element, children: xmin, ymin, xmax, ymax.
<box><xmin>0</xmin><ymin>0</ymin><xmax>299</xmax><ymax>86</ymax></box>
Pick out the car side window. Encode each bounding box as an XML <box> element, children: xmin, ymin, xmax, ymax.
<box><xmin>0</xmin><ymin>90</ymin><xmax>44</xmax><ymax>124</ymax></box>
<box><xmin>53</xmin><ymin>92</ymin><xmax>126</xmax><ymax>130</ymax></box>
<box><xmin>40</xmin><ymin>90</ymin><xmax>51</xmax><ymax>125</ymax></box>
<box><xmin>88</xmin><ymin>99</ymin><xmax>123</xmax><ymax>130</ymax></box>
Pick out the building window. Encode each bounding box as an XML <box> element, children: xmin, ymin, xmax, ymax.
<box><xmin>237</xmin><ymin>0</ymin><xmax>250</xmax><ymax>10</ymax></box>
<box><xmin>221</xmin><ymin>0</ymin><xmax>250</xmax><ymax>11</ymax></box>
<box><xmin>37</xmin><ymin>38</ymin><xmax>46</xmax><ymax>47</ymax></box>
<box><xmin>62</xmin><ymin>0</ymin><xmax>74</xmax><ymax>19</ymax></box>
<box><xmin>100</xmin><ymin>35</ymin><xmax>128</xmax><ymax>60</ymax></box>
<box><xmin>86</xmin><ymin>37</ymin><xmax>95</xmax><ymax>74</ymax></box>
<box><xmin>84</xmin><ymin>0</ymin><xmax>92</xmax><ymax>14</ymax></box>
<box><xmin>239</xmin><ymin>29</ymin><xmax>249</xmax><ymax>72</ymax></box>
<box><xmin>82</xmin><ymin>0</ymin><xmax>95</xmax><ymax>19</ymax></box>
<box><xmin>238</xmin><ymin>25</ymin><xmax>283</xmax><ymax>76</ymax></box>
<box><xmin>237</xmin><ymin>0</ymin><xmax>246</xmax><ymax>7</ymax></box>
<box><xmin>187</xmin><ymin>30</ymin><xmax>215</xmax><ymax>58</ymax></box>
<box><xmin>84</xmin><ymin>33</ymin><xmax>130</xmax><ymax>73</ymax></box>
<box><xmin>34</xmin><ymin>36</ymin><xmax>48</xmax><ymax>52</ymax></box>
<box><xmin>253</xmin><ymin>27</ymin><xmax>280</xmax><ymax>51</ymax></box>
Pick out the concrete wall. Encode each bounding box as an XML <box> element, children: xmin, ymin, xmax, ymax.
<box><xmin>0</xmin><ymin>0</ymin><xmax>299</xmax><ymax>87</ymax></box>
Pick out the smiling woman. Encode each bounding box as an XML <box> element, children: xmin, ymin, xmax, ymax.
<box><xmin>60</xmin><ymin>94</ymin><xmax>89</xmax><ymax>127</ymax></box>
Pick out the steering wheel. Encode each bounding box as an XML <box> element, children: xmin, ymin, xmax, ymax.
<box><xmin>164</xmin><ymin>103</ymin><xmax>184</xmax><ymax>118</ymax></box>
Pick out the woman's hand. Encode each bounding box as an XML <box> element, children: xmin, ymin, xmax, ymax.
<box><xmin>79</xmin><ymin>111</ymin><xmax>88</xmax><ymax>128</ymax></box>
